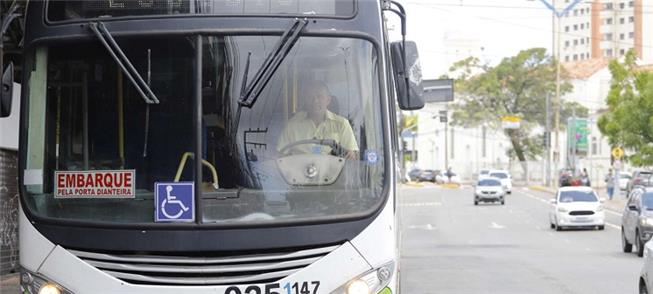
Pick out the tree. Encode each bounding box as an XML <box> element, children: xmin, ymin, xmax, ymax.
<box><xmin>598</xmin><ymin>50</ymin><xmax>653</xmax><ymax>166</ymax></box>
<box><xmin>448</xmin><ymin>48</ymin><xmax>587</xmax><ymax>175</ymax></box>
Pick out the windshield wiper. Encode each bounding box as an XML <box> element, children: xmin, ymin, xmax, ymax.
<box><xmin>89</xmin><ymin>22</ymin><xmax>160</xmax><ymax>104</ymax></box>
<box><xmin>238</xmin><ymin>18</ymin><xmax>308</xmax><ymax>108</ymax></box>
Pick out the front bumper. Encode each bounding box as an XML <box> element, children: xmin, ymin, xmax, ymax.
<box><xmin>556</xmin><ymin>212</ymin><xmax>605</xmax><ymax>227</ymax></box>
<box><xmin>475</xmin><ymin>192</ymin><xmax>504</xmax><ymax>201</ymax></box>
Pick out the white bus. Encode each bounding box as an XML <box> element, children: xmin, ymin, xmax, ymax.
<box><xmin>2</xmin><ymin>0</ymin><xmax>424</xmax><ymax>293</ymax></box>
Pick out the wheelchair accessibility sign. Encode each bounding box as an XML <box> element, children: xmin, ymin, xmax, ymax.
<box><xmin>155</xmin><ymin>182</ymin><xmax>194</xmax><ymax>222</ymax></box>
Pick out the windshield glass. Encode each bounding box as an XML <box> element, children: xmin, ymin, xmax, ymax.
<box><xmin>22</xmin><ymin>35</ymin><xmax>384</xmax><ymax>225</ymax></box>
<box><xmin>478</xmin><ymin>179</ymin><xmax>501</xmax><ymax>186</ymax></box>
<box><xmin>643</xmin><ymin>193</ymin><xmax>653</xmax><ymax>210</ymax></box>
<box><xmin>490</xmin><ymin>172</ymin><xmax>507</xmax><ymax>179</ymax></box>
<box><xmin>558</xmin><ymin>191</ymin><xmax>598</xmax><ymax>203</ymax></box>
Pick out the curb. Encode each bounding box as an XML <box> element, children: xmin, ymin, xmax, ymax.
<box><xmin>404</xmin><ymin>182</ymin><xmax>424</xmax><ymax>187</ymax></box>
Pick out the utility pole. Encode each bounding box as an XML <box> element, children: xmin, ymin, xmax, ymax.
<box><xmin>554</xmin><ymin>5</ymin><xmax>562</xmax><ymax>188</ymax></box>
<box><xmin>546</xmin><ymin>93</ymin><xmax>552</xmax><ymax>186</ymax></box>
<box><xmin>439</xmin><ymin>110</ymin><xmax>448</xmax><ymax>170</ymax></box>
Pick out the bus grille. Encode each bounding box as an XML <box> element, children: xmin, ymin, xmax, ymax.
<box><xmin>68</xmin><ymin>244</ymin><xmax>339</xmax><ymax>286</ymax></box>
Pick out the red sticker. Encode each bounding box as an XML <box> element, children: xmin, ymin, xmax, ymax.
<box><xmin>54</xmin><ymin>170</ymin><xmax>135</xmax><ymax>199</ymax></box>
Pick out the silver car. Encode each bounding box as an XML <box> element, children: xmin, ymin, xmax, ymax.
<box><xmin>474</xmin><ymin>178</ymin><xmax>505</xmax><ymax>205</ymax></box>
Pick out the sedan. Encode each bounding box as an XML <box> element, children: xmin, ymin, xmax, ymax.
<box><xmin>489</xmin><ymin>170</ymin><xmax>512</xmax><ymax>194</ymax></box>
<box><xmin>549</xmin><ymin>186</ymin><xmax>605</xmax><ymax>231</ymax></box>
<box><xmin>622</xmin><ymin>187</ymin><xmax>653</xmax><ymax>257</ymax></box>
<box><xmin>474</xmin><ymin>178</ymin><xmax>505</xmax><ymax>205</ymax></box>
<box><xmin>619</xmin><ymin>172</ymin><xmax>632</xmax><ymax>191</ymax></box>
<box><xmin>640</xmin><ymin>240</ymin><xmax>653</xmax><ymax>293</ymax></box>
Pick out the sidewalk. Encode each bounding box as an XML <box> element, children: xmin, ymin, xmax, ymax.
<box><xmin>529</xmin><ymin>185</ymin><xmax>628</xmax><ymax>212</ymax></box>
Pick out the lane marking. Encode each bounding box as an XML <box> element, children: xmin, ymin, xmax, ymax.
<box><xmin>490</xmin><ymin>222</ymin><xmax>505</xmax><ymax>229</ymax></box>
<box><xmin>399</xmin><ymin>202</ymin><xmax>443</xmax><ymax>207</ymax></box>
<box><xmin>407</xmin><ymin>224</ymin><xmax>436</xmax><ymax>230</ymax></box>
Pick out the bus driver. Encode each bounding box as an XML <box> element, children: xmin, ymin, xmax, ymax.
<box><xmin>276</xmin><ymin>80</ymin><xmax>359</xmax><ymax>160</ymax></box>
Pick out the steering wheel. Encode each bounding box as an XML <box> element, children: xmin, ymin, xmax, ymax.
<box><xmin>279</xmin><ymin>139</ymin><xmax>347</xmax><ymax>157</ymax></box>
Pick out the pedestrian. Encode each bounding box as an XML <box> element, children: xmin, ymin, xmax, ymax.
<box><xmin>446</xmin><ymin>167</ymin><xmax>453</xmax><ymax>183</ymax></box>
<box><xmin>605</xmin><ymin>169</ymin><xmax>615</xmax><ymax>200</ymax></box>
<box><xmin>581</xmin><ymin>168</ymin><xmax>591</xmax><ymax>187</ymax></box>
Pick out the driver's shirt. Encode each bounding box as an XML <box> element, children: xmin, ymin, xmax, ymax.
<box><xmin>276</xmin><ymin>110</ymin><xmax>358</xmax><ymax>155</ymax></box>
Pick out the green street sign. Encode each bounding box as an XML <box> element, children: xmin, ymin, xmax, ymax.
<box><xmin>568</xmin><ymin>118</ymin><xmax>589</xmax><ymax>153</ymax></box>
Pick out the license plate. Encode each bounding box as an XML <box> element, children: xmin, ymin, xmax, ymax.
<box><xmin>572</xmin><ymin>217</ymin><xmax>590</xmax><ymax>223</ymax></box>
<box><xmin>225</xmin><ymin>281</ymin><xmax>320</xmax><ymax>294</ymax></box>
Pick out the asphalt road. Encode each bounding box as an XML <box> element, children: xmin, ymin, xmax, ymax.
<box><xmin>399</xmin><ymin>184</ymin><xmax>642</xmax><ymax>294</ymax></box>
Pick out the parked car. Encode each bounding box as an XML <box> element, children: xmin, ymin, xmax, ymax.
<box><xmin>489</xmin><ymin>170</ymin><xmax>512</xmax><ymax>194</ymax></box>
<box><xmin>408</xmin><ymin>168</ymin><xmax>422</xmax><ymax>182</ymax></box>
<box><xmin>478</xmin><ymin>169</ymin><xmax>490</xmax><ymax>180</ymax></box>
<box><xmin>619</xmin><ymin>172</ymin><xmax>632</xmax><ymax>191</ymax></box>
<box><xmin>418</xmin><ymin>169</ymin><xmax>440</xmax><ymax>183</ymax></box>
<box><xmin>474</xmin><ymin>178</ymin><xmax>505</xmax><ymax>205</ymax></box>
<box><xmin>549</xmin><ymin>186</ymin><xmax>605</xmax><ymax>231</ymax></box>
<box><xmin>627</xmin><ymin>170</ymin><xmax>653</xmax><ymax>195</ymax></box>
<box><xmin>622</xmin><ymin>187</ymin><xmax>653</xmax><ymax>257</ymax></box>
<box><xmin>559</xmin><ymin>168</ymin><xmax>575</xmax><ymax>187</ymax></box>
<box><xmin>639</xmin><ymin>240</ymin><xmax>653</xmax><ymax>293</ymax></box>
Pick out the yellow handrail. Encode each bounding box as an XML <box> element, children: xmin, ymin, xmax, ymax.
<box><xmin>174</xmin><ymin>152</ymin><xmax>219</xmax><ymax>189</ymax></box>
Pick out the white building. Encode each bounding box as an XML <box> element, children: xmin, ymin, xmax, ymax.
<box><xmin>556</xmin><ymin>0</ymin><xmax>646</xmax><ymax>62</ymax></box>
<box><xmin>407</xmin><ymin>103</ymin><xmax>513</xmax><ymax>182</ymax></box>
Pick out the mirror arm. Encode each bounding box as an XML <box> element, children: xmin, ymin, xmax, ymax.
<box><xmin>384</xmin><ymin>2</ymin><xmax>409</xmax><ymax>103</ymax></box>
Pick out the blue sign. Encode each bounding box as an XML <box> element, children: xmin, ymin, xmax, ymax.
<box><xmin>365</xmin><ymin>150</ymin><xmax>379</xmax><ymax>165</ymax></box>
<box><xmin>155</xmin><ymin>182</ymin><xmax>195</xmax><ymax>222</ymax></box>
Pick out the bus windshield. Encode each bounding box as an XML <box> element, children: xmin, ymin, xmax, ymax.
<box><xmin>22</xmin><ymin>35</ymin><xmax>385</xmax><ymax>226</ymax></box>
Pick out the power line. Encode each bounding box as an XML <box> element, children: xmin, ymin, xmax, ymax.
<box><xmin>407</xmin><ymin>3</ymin><xmax>653</xmax><ymax>51</ymax></box>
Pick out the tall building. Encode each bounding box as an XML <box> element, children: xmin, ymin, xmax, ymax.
<box><xmin>556</xmin><ymin>0</ymin><xmax>644</xmax><ymax>62</ymax></box>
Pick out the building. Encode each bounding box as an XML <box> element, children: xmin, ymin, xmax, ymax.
<box><xmin>556</xmin><ymin>0</ymin><xmax>644</xmax><ymax>62</ymax></box>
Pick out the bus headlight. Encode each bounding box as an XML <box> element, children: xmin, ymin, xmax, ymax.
<box><xmin>20</xmin><ymin>271</ymin><xmax>73</xmax><ymax>294</ymax></box>
<box><xmin>336</xmin><ymin>262</ymin><xmax>395</xmax><ymax>294</ymax></box>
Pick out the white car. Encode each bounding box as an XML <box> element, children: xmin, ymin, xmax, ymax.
<box><xmin>474</xmin><ymin>177</ymin><xmax>505</xmax><ymax>205</ymax></box>
<box><xmin>619</xmin><ymin>172</ymin><xmax>632</xmax><ymax>191</ymax></box>
<box><xmin>640</xmin><ymin>240</ymin><xmax>653</xmax><ymax>293</ymax></box>
<box><xmin>489</xmin><ymin>170</ymin><xmax>512</xmax><ymax>194</ymax></box>
<box><xmin>549</xmin><ymin>186</ymin><xmax>605</xmax><ymax>231</ymax></box>
<box><xmin>478</xmin><ymin>169</ymin><xmax>490</xmax><ymax>180</ymax></box>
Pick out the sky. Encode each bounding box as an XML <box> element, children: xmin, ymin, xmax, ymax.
<box><xmin>389</xmin><ymin>0</ymin><xmax>563</xmax><ymax>78</ymax></box>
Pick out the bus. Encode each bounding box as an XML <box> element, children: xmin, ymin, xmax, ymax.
<box><xmin>3</xmin><ymin>0</ymin><xmax>424</xmax><ymax>293</ymax></box>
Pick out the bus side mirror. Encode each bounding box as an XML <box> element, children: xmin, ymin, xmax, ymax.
<box><xmin>391</xmin><ymin>41</ymin><xmax>424</xmax><ymax>110</ymax></box>
<box><xmin>1</xmin><ymin>63</ymin><xmax>14</xmax><ymax>118</ymax></box>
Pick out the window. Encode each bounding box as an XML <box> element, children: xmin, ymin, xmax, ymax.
<box><xmin>605</xmin><ymin>49</ymin><xmax>613</xmax><ymax>56</ymax></box>
<box><xmin>580</xmin><ymin>38</ymin><xmax>585</xmax><ymax>45</ymax></box>
<box><xmin>565</xmin><ymin>26</ymin><xmax>570</xmax><ymax>32</ymax></box>
<box><xmin>559</xmin><ymin>191</ymin><xmax>598</xmax><ymax>202</ymax></box>
<box><xmin>580</xmin><ymin>23</ymin><xmax>584</xmax><ymax>29</ymax></box>
<box><xmin>573</xmin><ymin>9</ymin><xmax>578</xmax><ymax>16</ymax></box>
<box><xmin>573</xmin><ymin>24</ymin><xmax>578</xmax><ymax>31</ymax></box>
<box><xmin>591</xmin><ymin>137</ymin><xmax>597</xmax><ymax>155</ymax></box>
<box><xmin>604</xmin><ymin>33</ymin><xmax>613</xmax><ymax>41</ymax></box>
<box><xmin>629</xmin><ymin>1</ymin><xmax>634</xmax><ymax>7</ymax></box>
<box><xmin>23</xmin><ymin>35</ymin><xmax>386</xmax><ymax>225</ymax></box>
<box><xmin>565</xmin><ymin>56</ymin><xmax>570</xmax><ymax>62</ymax></box>
<box><xmin>629</xmin><ymin>32</ymin><xmax>634</xmax><ymax>38</ymax></box>
<box><xmin>620</xmin><ymin>18</ymin><xmax>625</xmax><ymax>24</ymax></box>
<box><xmin>620</xmin><ymin>33</ymin><xmax>625</xmax><ymax>40</ymax></box>
<box><xmin>565</xmin><ymin>40</ymin><xmax>570</xmax><ymax>47</ymax></box>
<box><xmin>604</xmin><ymin>3</ymin><xmax>613</xmax><ymax>10</ymax></box>
<box><xmin>573</xmin><ymin>54</ymin><xmax>578</xmax><ymax>61</ymax></box>
<box><xmin>605</xmin><ymin>18</ymin><xmax>613</xmax><ymax>25</ymax></box>
<box><xmin>620</xmin><ymin>49</ymin><xmax>625</xmax><ymax>56</ymax></box>
<box><xmin>629</xmin><ymin>16</ymin><xmax>634</xmax><ymax>23</ymax></box>
<box><xmin>573</xmin><ymin>39</ymin><xmax>578</xmax><ymax>46</ymax></box>
<box><xmin>619</xmin><ymin>2</ymin><xmax>625</xmax><ymax>9</ymax></box>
